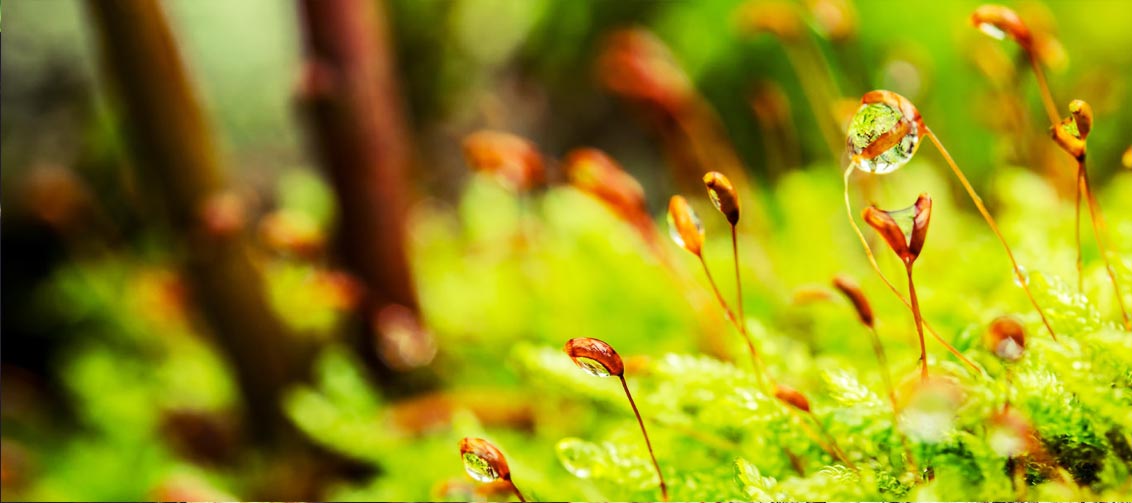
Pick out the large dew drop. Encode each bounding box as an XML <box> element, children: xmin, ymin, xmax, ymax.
<box><xmin>847</xmin><ymin>102</ymin><xmax>919</xmax><ymax>174</ymax></box>
<box><xmin>573</xmin><ymin>356</ymin><xmax>613</xmax><ymax>377</ymax></box>
<box><xmin>462</xmin><ymin>452</ymin><xmax>499</xmax><ymax>482</ymax></box>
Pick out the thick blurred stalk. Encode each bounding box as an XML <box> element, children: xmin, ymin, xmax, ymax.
<box><xmin>297</xmin><ymin>0</ymin><xmax>424</xmax><ymax>379</ymax></box>
<box><xmin>86</xmin><ymin>0</ymin><xmax>300</xmax><ymax>446</ymax></box>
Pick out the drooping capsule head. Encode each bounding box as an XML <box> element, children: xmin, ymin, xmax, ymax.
<box><xmin>847</xmin><ymin>90</ymin><xmax>924</xmax><ymax>174</ymax></box>
<box><xmin>667</xmin><ymin>195</ymin><xmax>705</xmax><ymax>256</ymax></box>
<box><xmin>970</xmin><ymin>5</ymin><xmax>1033</xmax><ymax>52</ymax></box>
<box><xmin>985</xmin><ymin>316</ymin><xmax>1026</xmax><ymax>362</ymax></box>
<box><xmin>773</xmin><ymin>384</ymin><xmax>811</xmax><ymax>413</ymax></box>
<box><xmin>832</xmin><ymin>273</ymin><xmax>874</xmax><ymax>328</ymax></box>
<box><xmin>862</xmin><ymin>193</ymin><xmax>932</xmax><ymax>265</ymax></box>
<box><xmin>459</xmin><ymin>437</ymin><xmax>511</xmax><ymax>482</ymax></box>
<box><xmin>1069</xmin><ymin>99</ymin><xmax>1093</xmax><ymax>140</ymax></box>
<box><xmin>564</xmin><ymin>148</ymin><xmax>647</xmax><ymax>217</ymax></box>
<box><xmin>702</xmin><ymin>171</ymin><xmax>741</xmax><ymax>225</ymax></box>
<box><xmin>462</xmin><ymin>130</ymin><xmax>545</xmax><ymax>191</ymax></box>
<box><xmin>564</xmin><ymin>337</ymin><xmax>625</xmax><ymax>378</ymax></box>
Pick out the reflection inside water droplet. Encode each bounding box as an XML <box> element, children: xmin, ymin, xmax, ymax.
<box><xmin>847</xmin><ymin>103</ymin><xmax>919</xmax><ymax>174</ymax></box>
<box><xmin>1013</xmin><ymin>266</ymin><xmax>1029</xmax><ymax>287</ymax></box>
<box><xmin>573</xmin><ymin>356</ymin><xmax>613</xmax><ymax>377</ymax></box>
<box><xmin>707</xmin><ymin>188</ymin><xmax>723</xmax><ymax>212</ymax></box>
<box><xmin>462</xmin><ymin>452</ymin><xmax>499</xmax><ymax>482</ymax></box>
<box><xmin>666</xmin><ymin>208</ymin><xmax>703</xmax><ymax>250</ymax></box>
<box><xmin>557</xmin><ymin>438</ymin><xmax>608</xmax><ymax>478</ymax></box>
<box><xmin>977</xmin><ymin>22</ymin><xmax>1007</xmax><ymax>40</ymax></box>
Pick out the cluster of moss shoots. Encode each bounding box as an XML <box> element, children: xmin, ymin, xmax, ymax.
<box><xmin>441</xmin><ymin>4</ymin><xmax>1132</xmax><ymax>501</ymax></box>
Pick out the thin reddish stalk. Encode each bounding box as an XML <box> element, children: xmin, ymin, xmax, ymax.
<box><xmin>842</xmin><ymin>167</ymin><xmax>985</xmax><ymax>374</ymax></box>
<box><xmin>924</xmin><ymin>129</ymin><xmax>1058</xmax><ymax>340</ymax></box>
<box><xmin>1080</xmin><ymin>159</ymin><xmax>1132</xmax><ymax>330</ymax></box>
<box><xmin>699</xmin><ymin>255</ymin><xmax>769</xmax><ymax>390</ymax></box>
<box><xmin>1028</xmin><ymin>53</ymin><xmax>1061</xmax><ymax>127</ymax></box>
<box><xmin>1076</xmin><ymin>168</ymin><xmax>1084</xmax><ymax>293</ymax></box>
<box><xmin>509</xmin><ymin>481</ymin><xmax>527</xmax><ymax>502</ymax></box>
<box><xmin>905</xmin><ymin>263</ymin><xmax>929</xmax><ymax>381</ymax></box>
<box><xmin>620</xmin><ymin>376</ymin><xmax>668</xmax><ymax>501</ymax></box>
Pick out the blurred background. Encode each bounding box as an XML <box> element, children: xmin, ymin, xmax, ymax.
<box><xmin>2</xmin><ymin>0</ymin><xmax>1131</xmax><ymax>500</ymax></box>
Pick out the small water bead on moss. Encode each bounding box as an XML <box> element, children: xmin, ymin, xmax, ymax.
<box><xmin>985</xmin><ymin>316</ymin><xmax>1026</xmax><ymax>362</ymax></box>
<box><xmin>846</xmin><ymin>102</ymin><xmax>920</xmax><ymax>174</ymax></box>
<box><xmin>556</xmin><ymin>437</ymin><xmax>609</xmax><ymax>479</ymax></box>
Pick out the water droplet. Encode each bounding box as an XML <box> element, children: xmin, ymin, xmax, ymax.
<box><xmin>574</xmin><ymin>356</ymin><xmax>613</xmax><ymax>377</ymax></box>
<box><xmin>988</xmin><ymin>425</ymin><xmax>1025</xmax><ymax>457</ymax></box>
<box><xmin>847</xmin><ymin>103</ymin><xmax>920</xmax><ymax>174</ymax></box>
<box><xmin>1013</xmin><ymin>266</ymin><xmax>1029</xmax><ymax>287</ymax></box>
<box><xmin>556</xmin><ymin>438</ymin><xmax>609</xmax><ymax>478</ymax></box>
<box><xmin>462</xmin><ymin>452</ymin><xmax>499</xmax><ymax>482</ymax></box>
<box><xmin>994</xmin><ymin>338</ymin><xmax>1024</xmax><ymax>362</ymax></box>
<box><xmin>707</xmin><ymin>188</ymin><xmax>723</xmax><ymax>213</ymax></box>
<box><xmin>666</xmin><ymin>202</ymin><xmax>703</xmax><ymax>251</ymax></box>
<box><xmin>977</xmin><ymin>22</ymin><xmax>1007</xmax><ymax>40</ymax></box>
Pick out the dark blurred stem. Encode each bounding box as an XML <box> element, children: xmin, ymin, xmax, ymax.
<box><xmin>620</xmin><ymin>376</ymin><xmax>668</xmax><ymax>501</ymax></box>
<box><xmin>1079</xmin><ymin>157</ymin><xmax>1132</xmax><ymax>330</ymax></box>
<box><xmin>905</xmin><ymin>262</ymin><xmax>928</xmax><ymax>382</ymax></box>
<box><xmin>842</xmin><ymin>167</ymin><xmax>985</xmax><ymax>375</ymax></box>
<box><xmin>297</xmin><ymin>0</ymin><xmax>428</xmax><ymax>377</ymax></box>
<box><xmin>924</xmin><ymin>129</ymin><xmax>1058</xmax><ymax>341</ymax></box>
<box><xmin>85</xmin><ymin>0</ymin><xmax>302</xmax><ymax>446</ymax></box>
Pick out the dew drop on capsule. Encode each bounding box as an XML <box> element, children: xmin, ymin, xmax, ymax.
<box><xmin>666</xmin><ymin>206</ymin><xmax>703</xmax><ymax>250</ymax></box>
<box><xmin>847</xmin><ymin>102</ymin><xmax>919</xmax><ymax>174</ymax></box>
<box><xmin>1012</xmin><ymin>265</ymin><xmax>1029</xmax><ymax>287</ymax></box>
<box><xmin>574</xmin><ymin>356</ymin><xmax>613</xmax><ymax>377</ymax></box>
<box><xmin>977</xmin><ymin>22</ymin><xmax>1007</xmax><ymax>40</ymax></box>
<box><xmin>462</xmin><ymin>452</ymin><xmax>499</xmax><ymax>483</ymax></box>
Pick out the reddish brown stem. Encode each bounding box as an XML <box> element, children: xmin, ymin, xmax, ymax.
<box><xmin>620</xmin><ymin>376</ymin><xmax>668</xmax><ymax>501</ymax></box>
<box><xmin>905</xmin><ymin>263</ymin><xmax>929</xmax><ymax>381</ymax></box>
<box><xmin>507</xmin><ymin>479</ymin><xmax>527</xmax><ymax>502</ymax></box>
<box><xmin>1080</xmin><ymin>158</ymin><xmax>1132</xmax><ymax>330</ymax></box>
<box><xmin>1028</xmin><ymin>53</ymin><xmax>1061</xmax><ymax>127</ymax></box>
<box><xmin>698</xmin><ymin>255</ymin><xmax>769</xmax><ymax>390</ymax></box>
<box><xmin>86</xmin><ymin>0</ymin><xmax>303</xmax><ymax>446</ymax></box>
<box><xmin>924</xmin><ymin>129</ymin><xmax>1058</xmax><ymax>341</ymax></box>
<box><xmin>842</xmin><ymin>167</ymin><xmax>985</xmax><ymax>375</ymax></box>
<box><xmin>298</xmin><ymin>0</ymin><xmax>424</xmax><ymax>372</ymax></box>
